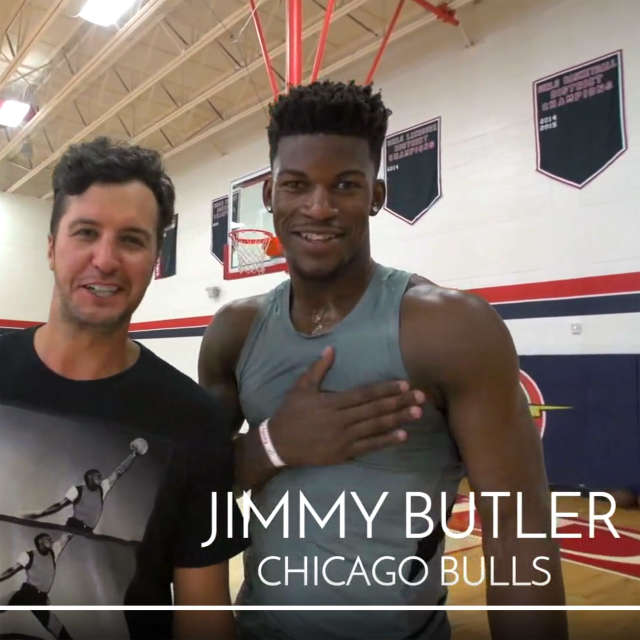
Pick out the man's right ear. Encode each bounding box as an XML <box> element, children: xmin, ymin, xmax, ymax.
<box><xmin>47</xmin><ymin>234</ymin><xmax>54</xmax><ymax>270</ymax></box>
<box><xmin>262</xmin><ymin>177</ymin><xmax>273</xmax><ymax>213</ymax></box>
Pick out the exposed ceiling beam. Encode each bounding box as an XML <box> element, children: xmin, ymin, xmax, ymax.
<box><xmin>1</xmin><ymin>0</ymin><xmax>29</xmax><ymax>44</ymax></box>
<box><xmin>1</xmin><ymin>20</ymin><xmax>89</xmax><ymax>113</ymax></box>
<box><xmin>0</xmin><ymin>0</ymin><xmax>173</xmax><ymax>169</ymax></box>
<box><xmin>36</xmin><ymin>19</ymin><xmax>88</xmax><ymax>78</ymax></box>
<box><xmin>37</xmin><ymin>0</ymin><xmax>370</xmax><ymax>198</ymax></box>
<box><xmin>33</xmin><ymin>0</ymin><xmax>476</xmax><ymax>198</ymax></box>
<box><xmin>7</xmin><ymin>2</ymin><xmax>253</xmax><ymax>193</ymax></box>
<box><xmin>163</xmin><ymin>0</ymin><xmax>476</xmax><ymax>160</ymax></box>
<box><xmin>0</xmin><ymin>0</ymin><xmax>67</xmax><ymax>90</ymax></box>
<box><xmin>24</xmin><ymin>22</ymin><xmax>95</xmax><ymax>94</ymax></box>
<box><xmin>20</xmin><ymin>0</ymin><xmax>372</xmax><ymax>195</ymax></box>
<box><xmin>161</xmin><ymin>18</ymin><xmax>187</xmax><ymax>52</ymax></box>
<box><xmin>131</xmin><ymin>0</ymin><xmax>369</xmax><ymax>141</ymax></box>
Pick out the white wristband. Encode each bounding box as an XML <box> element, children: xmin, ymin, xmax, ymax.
<box><xmin>258</xmin><ymin>419</ymin><xmax>286</xmax><ymax>468</ymax></box>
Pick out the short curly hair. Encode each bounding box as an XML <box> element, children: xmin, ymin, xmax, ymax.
<box><xmin>267</xmin><ymin>81</ymin><xmax>391</xmax><ymax>171</ymax></box>
<box><xmin>34</xmin><ymin>533</ymin><xmax>52</xmax><ymax>547</ymax></box>
<box><xmin>50</xmin><ymin>137</ymin><xmax>175</xmax><ymax>250</ymax></box>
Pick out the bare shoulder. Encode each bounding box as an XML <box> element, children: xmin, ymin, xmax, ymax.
<box><xmin>198</xmin><ymin>293</ymin><xmax>269</xmax><ymax>382</ymax></box>
<box><xmin>209</xmin><ymin>293</ymin><xmax>268</xmax><ymax>331</ymax></box>
<box><xmin>205</xmin><ymin>292</ymin><xmax>268</xmax><ymax>335</ymax></box>
<box><xmin>403</xmin><ymin>274</ymin><xmax>501</xmax><ymax>334</ymax></box>
<box><xmin>400</xmin><ymin>275</ymin><xmax>517</xmax><ymax>392</ymax></box>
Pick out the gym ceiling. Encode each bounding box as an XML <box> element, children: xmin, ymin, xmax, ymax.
<box><xmin>0</xmin><ymin>0</ymin><xmax>486</xmax><ymax>198</ymax></box>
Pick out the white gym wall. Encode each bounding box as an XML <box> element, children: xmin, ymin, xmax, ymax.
<box><xmin>138</xmin><ymin>0</ymin><xmax>640</xmax><ymax>379</ymax></box>
<box><xmin>0</xmin><ymin>0</ymin><xmax>637</xmax><ymax>379</ymax></box>
<box><xmin>0</xmin><ymin>192</ymin><xmax>52</xmax><ymax>323</ymax></box>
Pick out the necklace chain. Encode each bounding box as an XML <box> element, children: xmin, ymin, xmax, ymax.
<box><xmin>310</xmin><ymin>307</ymin><xmax>328</xmax><ymax>335</ymax></box>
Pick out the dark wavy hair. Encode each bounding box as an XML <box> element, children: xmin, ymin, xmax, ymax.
<box><xmin>267</xmin><ymin>81</ymin><xmax>391</xmax><ymax>171</ymax></box>
<box><xmin>50</xmin><ymin>137</ymin><xmax>175</xmax><ymax>249</ymax></box>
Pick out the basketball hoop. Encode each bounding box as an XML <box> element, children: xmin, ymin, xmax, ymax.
<box><xmin>229</xmin><ymin>228</ymin><xmax>274</xmax><ymax>274</ymax></box>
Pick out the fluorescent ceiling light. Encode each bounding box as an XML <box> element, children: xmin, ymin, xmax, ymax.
<box><xmin>0</xmin><ymin>100</ymin><xmax>31</xmax><ymax>127</ymax></box>
<box><xmin>78</xmin><ymin>0</ymin><xmax>137</xmax><ymax>27</ymax></box>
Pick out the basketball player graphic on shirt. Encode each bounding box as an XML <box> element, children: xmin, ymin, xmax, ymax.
<box><xmin>0</xmin><ymin>532</ymin><xmax>73</xmax><ymax>638</ymax></box>
<box><xmin>23</xmin><ymin>438</ymin><xmax>149</xmax><ymax>533</ymax></box>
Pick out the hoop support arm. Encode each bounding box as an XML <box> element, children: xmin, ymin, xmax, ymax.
<box><xmin>249</xmin><ymin>0</ymin><xmax>280</xmax><ymax>99</ymax></box>
<box><xmin>364</xmin><ymin>0</ymin><xmax>405</xmax><ymax>86</ymax></box>
<box><xmin>410</xmin><ymin>0</ymin><xmax>459</xmax><ymax>26</ymax></box>
<box><xmin>310</xmin><ymin>0</ymin><xmax>335</xmax><ymax>83</ymax></box>
<box><xmin>287</xmin><ymin>0</ymin><xmax>303</xmax><ymax>86</ymax></box>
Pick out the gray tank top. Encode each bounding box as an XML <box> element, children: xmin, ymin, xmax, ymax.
<box><xmin>73</xmin><ymin>485</ymin><xmax>103</xmax><ymax>529</ymax></box>
<box><xmin>26</xmin><ymin>550</ymin><xmax>55</xmax><ymax>593</ymax></box>
<box><xmin>235</xmin><ymin>263</ymin><xmax>464</xmax><ymax>640</ymax></box>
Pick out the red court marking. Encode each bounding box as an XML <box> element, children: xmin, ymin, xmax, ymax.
<box><xmin>447</xmin><ymin>496</ymin><xmax>640</xmax><ymax>581</ymax></box>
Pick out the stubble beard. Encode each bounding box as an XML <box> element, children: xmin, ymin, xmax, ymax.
<box><xmin>54</xmin><ymin>280</ymin><xmax>134</xmax><ymax>335</ymax></box>
<box><xmin>289</xmin><ymin>241</ymin><xmax>371</xmax><ymax>285</ymax></box>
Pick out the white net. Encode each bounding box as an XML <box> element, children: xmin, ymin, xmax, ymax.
<box><xmin>229</xmin><ymin>229</ymin><xmax>273</xmax><ymax>274</ymax></box>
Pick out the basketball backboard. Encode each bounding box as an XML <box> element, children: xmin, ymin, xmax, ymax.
<box><xmin>223</xmin><ymin>167</ymin><xmax>288</xmax><ymax>279</ymax></box>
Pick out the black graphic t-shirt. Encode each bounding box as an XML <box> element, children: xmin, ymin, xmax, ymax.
<box><xmin>0</xmin><ymin>327</ymin><xmax>247</xmax><ymax>639</ymax></box>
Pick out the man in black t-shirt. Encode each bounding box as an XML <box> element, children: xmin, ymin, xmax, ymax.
<box><xmin>0</xmin><ymin>138</ymin><xmax>246</xmax><ymax>639</ymax></box>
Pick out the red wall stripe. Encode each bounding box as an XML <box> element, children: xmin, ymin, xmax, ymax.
<box><xmin>470</xmin><ymin>272</ymin><xmax>640</xmax><ymax>304</ymax></box>
<box><xmin>2</xmin><ymin>272</ymin><xmax>639</xmax><ymax>331</ymax></box>
<box><xmin>128</xmin><ymin>314</ymin><xmax>213</xmax><ymax>331</ymax></box>
<box><xmin>0</xmin><ymin>319</ymin><xmax>40</xmax><ymax>329</ymax></box>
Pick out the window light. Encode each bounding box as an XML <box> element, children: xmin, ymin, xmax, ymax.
<box><xmin>0</xmin><ymin>100</ymin><xmax>31</xmax><ymax>127</ymax></box>
<box><xmin>78</xmin><ymin>0</ymin><xmax>137</xmax><ymax>27</ymax></box>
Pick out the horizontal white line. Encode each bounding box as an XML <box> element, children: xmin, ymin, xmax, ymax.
<box><xmin>4</xmin><ymin>606</ymin><xmax>640</xmax><ymax>611</ymax></box>
<box><xmin>130</xmin><ymin>325</ymin><xmax>206</xmax><ymax>331</ymax></box>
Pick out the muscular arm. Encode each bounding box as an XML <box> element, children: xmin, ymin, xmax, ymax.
<box><xmin>198</xmin><ymin>298</ymin><xmax>279</xmax><ymax>491</ymax></box>
<box><xmin>402</xmin><ymin>286</ymin><xmax>567</xmax><ymax>640</ymax></box>
<box><xmin>173</xmin><ymin>563</ymin><xmax>235</xmax><ymax>640</ymax></box>
<box><xmin>102</xmin><ymin>453</ymin><xmax>137</xmax><ymax>496</ymax></box>
<box><xmin>51</xmin><ymin>533</ymin><xmax>73</xmax><ymax>560</ymax></box>
<box><xmin>0</xmin><ymin>563</ymin><xmax>23</xmax><ymax>582</ymax></box>
<box><xmin>23</xmin><ymin>497</ymin><xmax>72</xmax><ymax>519</ymax></box>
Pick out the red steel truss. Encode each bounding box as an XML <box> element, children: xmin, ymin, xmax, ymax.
<box><xmin>249</xmin><ymin>0</ymin><xmax>280</xmax><ymax>99</ymax></box>
<box><xmin>250</xmin><ymin>0</ymin><xmax>459</xmax><ymax>96</ymax></box>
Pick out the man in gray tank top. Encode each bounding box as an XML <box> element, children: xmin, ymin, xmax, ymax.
<box><xmin>23</xmin><ymin>438</ymin><xmax>148</xmax><ymax>532</ymax></box>
<box><xmin>199</xmin><ymin>82</ymin><xmax>567</xmax><ymax>640</ymax></box>
<box><xmin>1</xmin><ymin>532</ymin><xmax>72</xmax><ymax>638</ymax></box>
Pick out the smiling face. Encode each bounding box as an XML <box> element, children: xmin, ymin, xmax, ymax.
<box><xmin>266</xmin><ymin>134</ymin><xmax>385</xmax><ymax>281</ymax></box>
<box><xmin>48</xmin><ymin>181</ymin><xmax>158</xmax><ymax>332</ymax></box>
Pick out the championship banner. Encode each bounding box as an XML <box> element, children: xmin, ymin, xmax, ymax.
<box><xmin>384</xmin><ymin>117</ymin><xmax>441</xmax><ymax>224</ymax></box>
<box><xmin>533</xmin><ymin>50</ymin><xmax>627</xmax><ymax>188</ymax></box>
<box><xmin>211</xmin><ymin>193</ymin><xmax>239</xmax><ymax>265</ymax></box>
<box><xmin>211</xmin><ymin>195</ymin><xmax>228</xmax><ymax>265</ymax></box>
<box><xmin>154</xmin><ymin>214</ymin><xmax>177</xmax><ymax>279</ymax></box>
